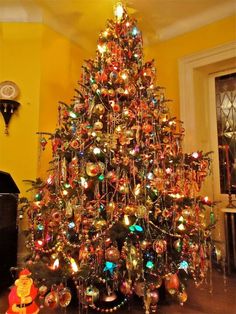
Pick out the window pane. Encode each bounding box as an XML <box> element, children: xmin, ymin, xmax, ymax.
<box><xmin>215</xmin><ymin>73</ymin><xmax>236</xmax><ymax>194</ymax></box>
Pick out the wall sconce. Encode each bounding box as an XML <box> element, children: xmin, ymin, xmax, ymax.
<box><xmin>0</xmin><ymin>81</ymin><xmax>20</xmax><ymax>134</ymax></box>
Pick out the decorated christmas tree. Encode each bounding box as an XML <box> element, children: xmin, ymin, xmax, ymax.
<box><xmin>20</xmin><ymin>3</ymin><xmax>215</xmax><ymax>313</ymax></box>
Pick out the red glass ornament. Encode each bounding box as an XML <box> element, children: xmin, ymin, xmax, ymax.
<box><xmin>165</xmin><ymin>273</ymin><xmax>180</xmax><ymax>293</ymax></box>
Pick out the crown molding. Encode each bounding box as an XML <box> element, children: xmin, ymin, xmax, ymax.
<box><xmin>158</xmin><ymin>2</ymin><xmax>236</xmax><ymax>41</ymax></box>
<box><xmin>0</xmin><ymin>3</ymin><xmax>42</xmax><ymax>23</ymax></box>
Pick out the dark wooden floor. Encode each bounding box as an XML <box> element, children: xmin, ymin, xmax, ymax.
<box><xmin>1</xmin><ymin>269</ymin><xmax>235</xmax><ymax>314</ymax></box>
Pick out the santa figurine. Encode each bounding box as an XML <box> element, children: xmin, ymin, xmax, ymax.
<box><xmin>6</xmin><ymin>268</ymin><xmax>39</xmax><ymax>314</ymax></box>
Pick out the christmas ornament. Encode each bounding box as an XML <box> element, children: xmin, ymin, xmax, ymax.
<box><xmin>105</xmin><ymin>246</ymin><xmax>120</xmax><ymax>263</ymax></box>
<box><xmin>103</xmin><ymin>261</ymin><xmax>117</xmax><ymax>274</ymax></box>
<box><xmin>84</xmin><ymin>286</ymin><xmax>100</xmax><ymax>305</ymax></box>
<box><xmin>177</xmin><ymin>291</ymin><xmax>188</xmax><ymax>304</ymax></box>
<box><xmin>58</xmin><ymin>288</ymin><xmax>72</xmax><ymax>307</ymax></box>
<box><xmin>153</xmin><ymin>239</ymin><xmax>167</xmax><ymax>254</ymax></box>
<box><xmin>93</xmin><ymin>104</ymin><xmax>105</xmax><ymax>115</ymax></box>
<box><xmin>44</xmin><ymin>291</ymin><xmax>59</xmax><ymax>309</ymax></box>
<box><xmin>165</xmin><ymin>273</ymin><xmax>180</xmax><ymax>294</ymax></box>
<box><xmin>120</xmin><ymin>281</ymin><xmax>132</xmax><ymax>295</ymax></box>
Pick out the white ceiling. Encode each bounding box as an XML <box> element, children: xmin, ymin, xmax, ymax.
<box><xmin>0</xmin><ymin>0</ymin><xmax>235</xmax><ymax>52</ymax></box>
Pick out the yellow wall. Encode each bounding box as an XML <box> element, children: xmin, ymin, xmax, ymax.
<box><xmin>0</xmin><ymin>23</ymin><xmax>86</xmax><ymax>196</ymax></box>
<box><xmin>0</xmin><ymin>23</ymin><xmax>42</xmax><ymax>196</ymax></box>
<box><xmin>144</xmin><ymin>15</ymin><xmax>236</xmax><ymax>118</ymax></box>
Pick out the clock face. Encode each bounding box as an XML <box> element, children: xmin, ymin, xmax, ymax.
<box><xmin>0</xmin><ymin>81</ymin><xmax>19</xmax><ymax>100</ymax></box>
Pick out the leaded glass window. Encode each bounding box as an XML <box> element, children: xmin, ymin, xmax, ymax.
<box><xmin>216</xmin><ymin>73</ymin><xmax>236</xmax><ymax>195</ymax></box>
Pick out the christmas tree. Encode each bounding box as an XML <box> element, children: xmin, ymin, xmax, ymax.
<box><xmin>20</xmin><ymin>3</ymin><xmax>215</xmax><ymax>313</ymax></box>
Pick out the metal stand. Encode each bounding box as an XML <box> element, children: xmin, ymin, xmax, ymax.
<box><xmin>222</xmin><ymin>208</ymin><xmax>236</xmax><ymax>274</ymax></box>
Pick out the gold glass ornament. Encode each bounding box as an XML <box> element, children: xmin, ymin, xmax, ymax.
<box><xmin>59</xmin><ymin>288</ymin><xmax>72</xmax><ymax>307</ymax></box>
<box><xmin>92</xmin><ymin>84</ymin><xmax>99</xmax><ymax>92</ymax></box>
<box><xmin>153</xmin><ymin>239</ymin><xmax>167</xmax><ymax>254</ymax></box>
<box><xmin>93</xmin><ymin>217</ymin><xmax>107</xmax><ymax>230</ymax></box>
<box><xmin>94</xmin><ymin>121</ymin><xmax>103</xmax><ymax>130</ymax></box>
<box><xmin>44</xmin><ymin>291</ymin><xmax>59</xmax><ymax>309</ymax></box>
<box><xmin>177</xmin><ymin>291</ymin><xmax>188</xmax><ymax>304</ymax></box>
<box><xmin>105</xmin><ymin>246</ymin><xmax>120</xmax><ymax>263</ymax></box>
<box><xmin>93</xmin><ymin>103</ymin><xmax>105</xmax><ymax>115</ymax></box>
<box><xmin>100</xmin><ymin>88</ymin><xmax>108</xmax><ymax>96</ymax></box>
<box><xmin>86</xmin><ymin>162</ymin><xmax>104</xmax><ymax>176</ymax></box>
<box><xmin>38</xmin><ymin>285</ymin><xmax>48</xmax><ymax>296</ymax></box>
<box><xmin>119</xmin><ymin>184</ymin><xmax>129</xmax><ymax>194</ymax></box>
<box><xmin>106</xmin><ymin>202</ymin><xmax>116</xmax><ymax>213</ymax></box>
<box><xmin>119</xmin><ymin>69</ymin><xmax>129</xmax><ymax>81</ymax></box>
<box><xmin>108</xmin><ymin>89</ymin><xmax>115</xmax><ymax>97</ymax></box>
<box><xmin>70</xmin><ymin>139</ymin><xmax>79</xmax><ymax>149</ymax></box>
<box><xmin>114</xmin><ymin>125</ymin><xmax>124</xmax><ymax>134</ymax></box>
<box><xmin>116</xmin><ymin>87</ymin><xmax>125</xmax><ymax>95</ymax></box>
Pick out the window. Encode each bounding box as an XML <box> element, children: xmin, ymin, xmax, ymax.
<box><xmin>215</xmin><ymin>73</ymin><xmax>236</xmax><ymax>195</ymax></box>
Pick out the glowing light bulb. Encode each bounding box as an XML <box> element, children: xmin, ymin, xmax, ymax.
<box><xmin>121</xmin><ymin>73</ymin><xmax>128</xmax><ymax>80</ymax></box>
<box><xmin>37</xmin><ymin>240</ymin><xmax>43</xmax><ymax>247</ymax></box>
<box><xmin>52</xmin><ymin>258</ymin><xmax>59</xmax><ymax>270</ymax></box>
<box><xmin>80</xmin><ymin>177</ymin><xmax>88</xmax><ymax>188</ymax></box>
<box><xmin>192</xmin><ymin>152</ymin><xmax>199</xmax><ymax>158</ymax></box>
<box><xmin>34</xmin><ymin>201</ymin><xmax>41</xmax><ymax>207</ymax></box>
<box><xmin>69</xmin><ymin>111</ymin><xmax>77</xmax><ymax>118</ymax></box>
<box><xmin>132</xmin><ymin>259</ymin><xmax>138</xmax><ymax>267</ymax></box>
<box><xmin>70</xmin><ymin>257</ymin><xmax>79</xmax><ymax>273</ymax></box>
<box><xmin>177</xmin><ymin>223</ymin><xmax>186</xmax><ymax>231</ymax></box>
<box><xmin>146</xmin><ymin>260</ymin><xmax>154</xmax><ymax>269</ymax></box>
<box><xmin>114</xmin><ymin>3</ymin><xmax>124</xmax><ymax>21</ymax></box>
<box><xmin>123</xmin><ymin>108</ymin><xmax>129</xmax><ymax>116</ymax></box>
<box><xmin>124</xmin><ymin>214</ymin><xmax>130</xmax><ymax>226</ymax></box>
<box><xmin>47</xmin><ymin>175</ymin><xmax>53</xmax><ymax>185</ymax></box>
<box><xmin>132</xmin><ymin>27</ymin><xmax>139</xmax><ymax>36</ymax></box>
<box><xmin>134</xmin><ymin>184</ymin><xmax>141</xmax><ymax>196</ymax></box>
<box><xmin>103</xmin><ymin>30</ymin><xmax>109</xmax><ymax>37</ymax></box>
<box><xmin>93</xmin><ymin>147</ymin><xmax>101</xmax><ymax>155</ymax></box>
<box><xmin>97</xmin><ymin>44</ymin><xmax>107</xmax><ymax>54</ymax></box>
<box><xmin>147</xmin><ymin>172</ymin><xmax>154</xmax><ymax>180</ymax></box>
<box><xmin>203</xmin><ymin>196</ymin><xmax>209</xmax><ymax>203</ymax></box>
